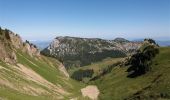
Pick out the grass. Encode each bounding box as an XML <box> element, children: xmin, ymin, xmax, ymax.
<box><xmin>90</xmin><ymin>47</ymin><xmax>170</xmax><ymax>100</ymax></box>
<box><xmin>0</xmin><ymin>87</ymin><xmax>49</xmax><ymax>100</ymax></box>
<box><xmin>70</xmin><ymin>58</ymin><xmax>123</xmax><ymax>72</ymax></box>
<box><xmin>0</xmin><ymin>49</ymin><xmax>86</xmax><ymax>100</ymax></box>
<box><xmin>1</xmin><ymin>41</ymin><xmax>169</xmax><ymax>100</ymax></box>
<box><xmin>69</xmin><ymin>57</ymin><xmax>123</xmax><ymax>82</ymax></box>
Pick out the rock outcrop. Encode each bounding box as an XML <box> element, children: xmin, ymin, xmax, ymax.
<box><xmin>8</xmin><ymin>31</ymin><xmax>23</xmax><ymax>49</ymax></box>
<box><xmin>22</xmin><ymin>42</ymin><xmax>40</xmax><ymax>57</ymax></box>
<box><xmin>0</xmin><ymin>28</ymin><xmax>40</xmax><ymax>64</ymax></box>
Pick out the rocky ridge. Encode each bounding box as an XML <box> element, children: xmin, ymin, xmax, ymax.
<box><xmin>41</xmin><ymin>36</ymin><xmax>142</xmax><ymax>68</ymax></box>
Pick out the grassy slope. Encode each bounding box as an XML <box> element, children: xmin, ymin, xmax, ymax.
<box><xmin>90</xmin><ymin>47</ymin><xmax>170</xmax><ymax>100</ymax></box>
<box><xmin>0</xmin><ymin>44</ymin><xmax>169</xmax><ymax>100</ymax></box>
<box><xmin>69</xmin><ymin>58</ymin><xmax>123</xmax><ymax>74</ymax></box>
<box><xmin>69</xmin><ymin>58</ymin><xmax>123</xmax><ymax>82</ymax></box>
<box><xmin>0</xmin><ymin>49</ymin><xmax>85</xmax><ymax>100</ymax></box>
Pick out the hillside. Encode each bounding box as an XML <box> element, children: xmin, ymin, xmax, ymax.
<box><xmin>41</xmin><ymin>36</ymin><xmax>141</xmax><ymax>69</ymax></box>
<box><xmin>90</xmin><ymin>47</ymin><xmax>170</xmax><ymax>100</ymax></box>
<box><xmin>1</xmin><ymin>28</ymin><xmax>170</xmax><ymax>100</ymax></box>
<box><xmin>67</xmin><ymin>39</ymin><xmax>170</xmax><ymax>100</ymax></box>
<box><xmin>0</xmin><ymin>28</ymin><xmax>87</xmax><ymax>100</ymax></box>
<box><xmin>70</xmin><ymin>57</ymin><xmax>123</xmax><ymax>83</ymax></box>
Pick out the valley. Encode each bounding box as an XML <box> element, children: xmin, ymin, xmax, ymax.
<box><xmin>1</xmin><ymin>0</ymin><xmax>169</xmax><ymax>99</ymax></box>
<box><xmin>0</xmin><ymin>28</ymin><xmax>170</xmax><ymax>100</ymax></box>
<box><xmin>0</xmin><ymin>29</ymin><xmax>86</xmax><ymax>100</ymax></box>
<box><xmin>91</xmin><ymin>47</ymin><xmax>170</xmax><ymax>99</ymax></box>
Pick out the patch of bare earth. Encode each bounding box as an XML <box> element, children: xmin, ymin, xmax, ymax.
<box><xmin>0</xmin><ymin>65</ymin><xmax>50</xmax><ymax>96</ymax></box>
<box><xmin>0</xmin><ymin>78</ymin><xmax>14</xmax><ymax>89</ymax></box>
<box><xmin>16</xmin><ymin>63</ymin><xmax>69</xmax><ymax>95</ymax></box>
<box><xmin>0</xmin><ymin>63</ymin><xmax>69</xmax><ymax>98</ymax></box>
<box><xmin>81</xmin><ymin>85</ymin><xmax>100</xmax><ymax>100</ymax></box>
<box><xmin>0</xmin><ymin>66</ymin><xmax>14</xmax><ymax>88</ymax></box>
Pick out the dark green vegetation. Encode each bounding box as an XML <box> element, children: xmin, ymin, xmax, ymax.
<box><xmin>70</xmin><ymin>58</ymin><xmax>123</xmax><ymax>83</ymax></box>
<box><xmin>90</xmin><ymin>47</ymin><xmax>170</xmax><ymax>100</ymax></box>
<box><xmin>71</xmin><ymin>69</ymin><xmax>94</xmax><ymax>81</ymax></box>
<box><xmin>64</xmin><ymin>49</ymin><xmax>125</xmax><ymax>69</ymax></box>
<box><xmin>126</xmin><ymin>39</ymin><xmax>159</xmax><ymax>77</ymax></box>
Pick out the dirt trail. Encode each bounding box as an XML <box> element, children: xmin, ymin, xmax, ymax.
<box><xmin>81</xmin><ymin>85</ymin><xmax>100</xmax><ymax>100</ymax></box>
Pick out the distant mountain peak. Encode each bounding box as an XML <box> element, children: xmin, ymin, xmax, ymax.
<box><xmin>113</xmin><ymin>37</ymin><xmax>129</xmax><ymax>42</ymax></box>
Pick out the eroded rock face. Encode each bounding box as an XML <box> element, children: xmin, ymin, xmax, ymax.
<box><xmin>0</xmin><ymin>29</ymin><xmax>40</xmax><ymax>64</ymax></box>
<box><xmin>30</xmin><ymin>44</ymin><xmax>40</xmax><ymax>56</ymax></box>
<box><xmin>11</xmin><ymin>51</ymin><xmax>17</xmax><ymax>62</ymax></box>
<box><xmin>9</xmin><ymin>31</ymin><xmax>23</xmax><ymax>49</ymax></box>
<box><xmin>41</xmin><ymin>36</ymin><xmax>142</xmax><ymax>68</ymax></box>
<box><xmin>22</xmin><ymin>43</ymin><xmax>40</xmax><ymax>57</ymax></box>
<box><xmin>0</xmin><ymin>46</ymin><xmax>16</xmax><ymax>64</ymax></box>
<box><xmin>8</xmin><ymin>30</ymin><xmax>40</xmax><ymax>57</ymax></box>
<box><xmin>0</xmin><ymin>29</ymin><xmax>17</xmax><ymax>64</ymax></box>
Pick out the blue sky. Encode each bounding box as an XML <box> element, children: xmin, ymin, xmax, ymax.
<box><xmin>0</xmin><ymin>0</ymin><xmax>170</xmax><ymax>41</ymax></box>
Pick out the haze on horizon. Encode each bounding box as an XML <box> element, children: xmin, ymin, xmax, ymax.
<box><xmin>0</xmin><ymin>0</ymin><xmax>170</xmax><ymax>41</ymax></box>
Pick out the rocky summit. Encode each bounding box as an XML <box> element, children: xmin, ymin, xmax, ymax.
<box><xmin>41</xmin><ymin>36</ymin><xmax>142</xmax><ymax>69</ymax></box>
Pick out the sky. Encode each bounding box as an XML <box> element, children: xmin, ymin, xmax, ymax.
<box><xmin>0</xmin><ymin>0</ymin><xmax>170</xmax><ymax>41</ymax></box>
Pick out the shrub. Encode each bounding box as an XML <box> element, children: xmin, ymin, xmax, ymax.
<box><xmin>25</xmin><ymin>40</ymin><xmax>29</xmax><ymax>44</ymax></box>
<box><xmin>5</xmin><ymin>29</ymin><xmax>11</xmax><ymax>40</ymax></box>
<box><xmin>127</xmin><ymin>39</ymin><xmax>159</xmax><ymax>77</ymax></box>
